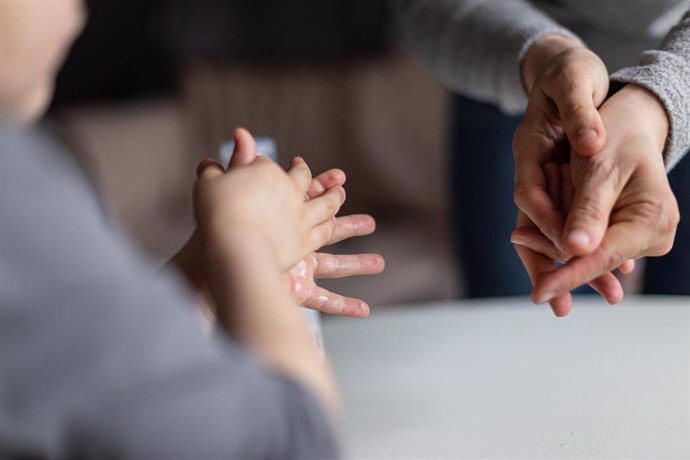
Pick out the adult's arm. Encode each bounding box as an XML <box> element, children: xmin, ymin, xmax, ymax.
<box><xmin>611</xmin><ymin>7</ymin><xmax>690</xmax><ymax>170</ymax></box>
<box><xmin>395</xmin><ymin>0</ymin><xmax>581</xmax><ymax>113</ymax></box>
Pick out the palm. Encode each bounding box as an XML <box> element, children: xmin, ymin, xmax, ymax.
<box><xmin>287</xmin><ymin>257</ymin><xmax>318</xmax><ymax>305</ymax></box>
<box><xmin>285</xmin><ymin>247</ymin><xmax>384</xmax><ymax>318</ymax></box>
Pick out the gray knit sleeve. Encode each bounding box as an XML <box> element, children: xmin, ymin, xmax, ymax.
<box><xmin>610</xmin><ymin>7</ymin><xmax>690</xmax><ymax>171</ymax></box>
<box><xmin>395</xmin><ymin>0</ymin><xmax>583</xmax><ymax>114</ymax></box>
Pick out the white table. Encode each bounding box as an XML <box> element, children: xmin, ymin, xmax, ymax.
<box><xmin>323</xmin><ymin>296</ymin><xmax>690</xmax><ymax>459</ymax></box>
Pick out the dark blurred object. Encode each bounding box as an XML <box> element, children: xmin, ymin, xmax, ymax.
<box><xmin>51</xmin><ymin>1</ymin><xmax>179</xmax><ymax>107</ymax></box>
<box><xmin>178</xmin><ymin>0</ymin><xmax>393</xmax><ymax>62</ymax></box>
<box><xmin>52</xmin><ymin>0</ymin><xmax>393</xmax><ymax>108</ymax></box>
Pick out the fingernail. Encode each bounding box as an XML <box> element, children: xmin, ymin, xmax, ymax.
<box><xmin>578</xmin><ymin>128</ymin><xmax>598</xmax><ymax>146</ymax></box>
<box><xmin>196</xmin><ymin>158</ymin><xmax>219</xmax><ymax>176</ymax></box>
<box><xmin>338</xmin><ymin>186</ymin><xmax>346</xmax><ymax>202</ymax></box>
<box><xmin>510</xmin><ymin>236</ymin><xmax>527</xmax><ymax>245</ymax></box>
<box><xmin>568</xmin><ymin>230</ymin><xmax>590</xmax><ymax>248</ymax></box>
<box><xmin>535</xmin><ymin>291</ymin><xmax>557</xmax><ymax>304</ymax></box>
<box><xmin>553</xmin><ymin>309</ymin><xmax>568</xmax><ymax>318</ymax></box>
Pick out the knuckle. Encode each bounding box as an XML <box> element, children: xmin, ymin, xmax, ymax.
<box><xmin>631</xmin><ymin>198</ymin><xmax>664</xmax><ymax>226</ymax></box>
<box><xmin>561</xmin><ymin>102</ymin><xmax>590</xmax><ymax>131</ymax></box>
<box><xmin>327</xmin><ymin>192</ymin><xmax>341</xmax><ymax>212</ymax></box>
<box><xmin>571</xmin><ymin>196</ymin><xmax>606</xmax><ymax>225</ymax></box>
<box><xmin>650</xmin><ymin>239</ymin><xmax>675</xmax><ymax>257</ymax></box>
<box><xmin>319</xmin><ymin>221</ymin><xmax>335</xmax><ymax>245</ymax></box>
<box><xmin>557</xmin><ymin>69</ymin><xmax>581</xmax><ymax>93</ymax></box>
<box><xmin>512</xmin><ymin>125</ymin><xmax>527</xmax><ymax>159</ymax></box>
<box><xmin>598</xmin><ymin>247</ymin><xmax>626</xmax><ymax>272</ymax></box>
<box><xmin>666</xmin><ymin>198</ymin><xmax>681</xmax><ymax>229</ymax></box>
<box><xmin>589</xmin><ymin>156</ymin><xmax>618</xmax><ymax>181</ymax></box>
<box><xmin>513</xmin><ymin>183</ymin><xmax>538</xmax><ymax>209</ymax></box>
<box><xmin>649</xmin><ymin>199</ymin><xmax>680</xmax><ymax>257</ymax></box>
<box><xmin>546</xmin><ymin>62</ymin><xmax>581</xmax><ymax>93</ymax></box>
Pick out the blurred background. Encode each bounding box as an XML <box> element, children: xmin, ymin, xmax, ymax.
<box><xmin>48</xmin><ymin>0</ymin><xmax>460</xmax><ymax>306</ymax></box>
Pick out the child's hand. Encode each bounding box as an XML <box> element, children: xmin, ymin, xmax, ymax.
<box><xmin>170</xmin><ymin>128</ymin><xmax>384</xmax><ymax>318</ymax></box>
<box><xmin>286</xmin><ymin>214</ymin><xmax>384</xmax><ymax>319</ymax></box>
<box><xmin>195</xmin><ymin>154</ymin><xmax>345</xmax><ymax>271</ymax></box>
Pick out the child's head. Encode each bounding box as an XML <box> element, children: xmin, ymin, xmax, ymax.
<box><xmin>0</xmin><ymin>0</ymin><xmax>85</xmax><ymax>122</ymax></box>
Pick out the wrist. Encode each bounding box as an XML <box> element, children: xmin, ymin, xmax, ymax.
<box><xmin>609</xmin><ymin>84</ymin><xmax>670</xmax><ymax>153</ymax></box>
<box><xmin>521</xmin><ymin>34</ymin><xmax>583</xmax><ymax>93</ymax></box>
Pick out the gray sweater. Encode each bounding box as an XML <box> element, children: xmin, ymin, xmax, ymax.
<box><xmin>398</xmin><ymin>0</ymin><xmax>690</xmax><ymax>170</ymax></box>
<box><xmin>0</xmin><ymin>125</ymin><xmax>338</xmax><ymax>459</ymax></box>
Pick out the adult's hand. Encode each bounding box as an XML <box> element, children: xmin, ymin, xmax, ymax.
<box><xmin>512</xmin><ymin>163</ymin><xmax>634</xmax><ymax>317</ymax></box>
<box><xmin>529</xmin><ymin>84</ymin><xmax>679</xmax><ymax>304</ymax></box>
<box><xmin>514</xmin><ymin>34</ymin><xmax>609</xmax><ymax>248</ymax></box>
<box><xmin>512</xmin><ymin>35</ymin><xmax>639</xmax><ymax>313</ymax></box>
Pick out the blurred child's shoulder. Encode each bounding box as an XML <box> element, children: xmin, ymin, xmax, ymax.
<box><xmin>0</xmin><ymin>121</ymin><xmax>105</xmax><ymax>222</ymax></box>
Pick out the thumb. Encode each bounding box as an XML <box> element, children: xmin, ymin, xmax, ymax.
<box><xmin>553</xmin><ymin>88</ymin><xmax>607</xmax><ymax>157</ymax></box>
<box><xmin>228</xmin><ymin>127</ymin><xmax>257</xmax><ymax>168</ymax></box>
<box><xmin>561</xmin><ymin>170</ymin><xmax>618</xmax><ymax>255</ymax></box>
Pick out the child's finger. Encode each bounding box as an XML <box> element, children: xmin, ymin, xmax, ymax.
<box><xmin>305</xmin><ymin>186</ymin><xmax>346</xmax><ymax>228</ymax></box>
<box><xmin>288</xmin><ymin>157</ymin><xmax>312</xmax><ymax>193</ymax></box>
<box><xmin>228</xmin><ymin>128</ymin><xmax>257</xmax><ymax>168</ymax></box>
<box><xmin>307</xmin><ymin>169</ymin><xmax>346</xmax><ymax>199</ymax></box>
<box><xmin>301</xmin><ymin>286</ymin><xmax>370</xmax><ymax>318</ymax></box>
<box><xmin>328</xmin><ymin>214</ymin><xmax>376</xmax><ymax>245</ymax></box>
<box><xmin>196</xmin><ymin>158</ymin><xmax>225</xmax><ymax>179</ymax></box>
<box><xmin>312</xmin><ymin>252</ymin><xmax>385</xmax><ymax>279</ymax></box>
<box><xmin>308</xmin><ymin>218</ymin><xmax>337</xmax><ymax>253</ymax></box>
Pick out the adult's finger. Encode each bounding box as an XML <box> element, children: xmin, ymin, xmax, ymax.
<box><xmin>228</xmin><ymin>128</ymin><xmax>258</xmax><ymax>168</ymax></box>
<box><xmin>513</xmin><ymin>209</ymin><xmax>572</xmax><ymax>315</ymax></box>
<box><xmin>544</xmin><ymin>54</ymin><xmax>608</xmax><ymax>156</ymax></box>
<box><xmin>619</xmin><ymin>259</ymin><xmax>636</xmax><ymax>274</ymax></box>
<box><xmin>301</xmin><ymin>286</ymin><xmax>370</xmax><ymax>318</ymax></box>
<box><xmin>513</xmin><ymin>161</ymin><xmax>565</xmax><ymax>247</ymax></box>
<box><xmin>328</xmin><ymin>214</ymin><xmax>376</xmax><ymax>245</ymax></box>
<box><xmin>560</xmin><ymin>163</ymin><xmax>574</xmax><ymax>215</ymax></box>
<box><xmin>513</xmin><ymin>118</ymin><xmax>566</xmax><ymax>246</ymax></box>
<box><xmin>561</xmin><ymin>157</ymin><xmax>621</xmax><ymax>255</ymax></box>
<box><xmin>544</xmin><ymin>162</ymin><xmax>562</xmax><ymax>207</ymax></box>
<box><xmin>512</xmin><ymin>226</ymin><xmax>627</xmax><ymax>305</ymax></box>
<box><xmin>511</xmin><ymin>226</ymin><xmax>568</xmax><ymax>262</ymax></box>
<box><xmin>533</xmin><ymin>218</ymin><xmax>652</xmax><ymax>303</ymax></box>
<box><xmin>307</xmin><ymin>169</ymin><xmax>346</xmax><ymax>199</ymax></box>
<box><xmin>587</xmin><ymin>272</ymin><xmax>624</xmax><ymax>305</ymax></box>
<box><xmin>312</xmin><ymin>253</ymin><xmax>385</xmax><ymax>279</ymax></box>
<box><xmin>511</xmin><ymin>227</ymin><xmax>634</xmax><ymax>305</ymax></box>
<box><xmin>287</xmin><ymin>156</ymin><xmax>313</xmax><ymax>193</ymax></box>
<box><xmin>514</xmin><ymin>241</ymin><xmax>572</xmax><ymax>317</ymax></box>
